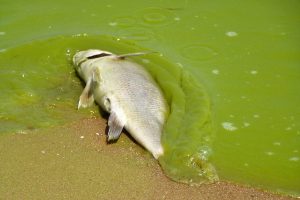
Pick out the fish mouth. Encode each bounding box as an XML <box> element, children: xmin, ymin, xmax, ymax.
<box><xmin>73</xmin><ymin>51</ymin><xmax>85</xmax><ymax>67</ymax></box>
<box><xmin>76</xmin><ymin>57</ymin><xmax>88</xmax><ymax>67</ymax></box>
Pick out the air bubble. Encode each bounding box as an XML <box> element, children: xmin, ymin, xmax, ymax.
<box><xmin>212</xmin><ymin>69</ymin><xmax>219</xmax><ymax>75</ymax></box>
<box><xmin>222</xmin><ymin>122</ymin><xmax>238</xmax><ymax>131</ymax></box>
<box><xmin>109</xmin><ymin>22</ymin><xmax>118</xmax><ymax>26</ymax></box>
<box><xmin>285</xmin><ymin>127</ymin><xmax>292</xmax><ymax>131</ymax></box>
<box><xmin>265</xmin><ymin>151</ymin><xmax>274</xmax><ymax>156</ymax></box>
<box><xmin>289</xmin><ymin>157</ymin><xmax>299</xmax><ymax>162</ymax></box>
<box><xmin>226</xmin><ymin>31</ymin><xmax>238</xmax><ymax>37</ymax></box>
<box><xmin>250</xmin><ymin>70</ymin><xmax>258</xmax><ymax>75</ymax></box>
<box><xmin>273</xmin><ymin>142</ymin><xmax>281</xmax><ymax>146</ymax></box>
<box><xmin>243</xmin><ymin>122</ymin><xmax>250</xmax><ymax>127</ymax></box>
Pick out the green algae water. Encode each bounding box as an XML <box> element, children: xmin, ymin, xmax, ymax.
<box><xmin>0</xmin><ymin>37</ymin><xmax>96</xmax><ymax>133</ymax></box>
<box><xmin>1</xmin><ymin>0</ymin><xmax>299</xmax><ymax>197</ymax></box>
<box><xmin>0</xmin><ymin>35</ymin><xmax>218</xmax><ymax>184</ymax></box>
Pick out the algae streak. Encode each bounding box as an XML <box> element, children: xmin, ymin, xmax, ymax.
<box><xmin>134</xmin><ymin>49</ymin><xmax>218</xmax><ymax>183</ymax></box>
<box><xmin>159</xmin><ymin>71</ymin><xmax>218</xmax><ymax>183</ymax></box>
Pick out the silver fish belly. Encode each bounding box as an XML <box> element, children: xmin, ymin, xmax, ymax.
<box><xmin>73</xmin><ymin>49</ymin><xmax>168</xmax><ymax>159</ymax></box>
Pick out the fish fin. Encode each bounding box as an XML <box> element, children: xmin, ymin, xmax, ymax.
<box><xmin>152</xmin><ymin>147</ymin><xmax>164</xmax><ymax>159</ymax></box>
<box><xmin>116</xmin><ymin>51</ymin><xmax>157</xmax><ymax>59</ymax></box>
<box><xmin>78</xmin><ymin>77</ymin><xmax>94</xmax><ymax>109</ymax></box>
<box><xmin>107</xmin><ymin>111</ymin><xmax>124</xmax><ymax>141</ymax></box>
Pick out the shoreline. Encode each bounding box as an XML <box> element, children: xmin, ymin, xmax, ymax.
<box><xmin>0</xmin><ymin>118</ymin><xmax>296</xmax><ymax>200</ymax></box>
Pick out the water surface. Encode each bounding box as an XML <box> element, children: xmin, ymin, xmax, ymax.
<box><xmin>1</xmin><ymin>0</ymin><xmax>299</xmax><ymax>196</ymax></box>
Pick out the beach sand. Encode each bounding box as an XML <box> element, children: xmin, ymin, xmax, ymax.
<box><xmin>0</xmin><ymin>117</ymin><xmax>295</xmax><ymax>200</ymax></box>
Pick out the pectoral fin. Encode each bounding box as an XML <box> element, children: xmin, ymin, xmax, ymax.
<box><xmin>107</xmin><ymin>111</ymin><xmax>125</xmax><ymax>141</ymax></box>
<box><xmin>78</xmin><ymin>77</ymin><xmax>94</xmax><ymax>109</ymax></box>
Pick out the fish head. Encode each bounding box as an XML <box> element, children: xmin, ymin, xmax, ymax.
<box><xmin>73</xmin><ymin>49</ymin><xmax>114</xmax><ymax>80</ymax></box>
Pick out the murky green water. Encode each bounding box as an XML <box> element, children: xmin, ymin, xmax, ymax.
<box><xmin>1</xmin><ymin>0</ymin><xmax>299</xmax><ymax>196</ymax></box>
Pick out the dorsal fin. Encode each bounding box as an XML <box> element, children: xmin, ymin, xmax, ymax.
<box><xmin>116</xmin><ymin>52</ymin><xmax>157</xmax><ymax>59</ymax></box>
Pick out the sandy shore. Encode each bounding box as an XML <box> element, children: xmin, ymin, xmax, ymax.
<box><xmin>0</xmin><ymin>118</ymin><xmax>296</xmax><ymax>200</ymax></box>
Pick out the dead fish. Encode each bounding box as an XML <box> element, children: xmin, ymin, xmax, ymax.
<box><xmin>73</xmin><ymin>49</ymin><xmax>168</xmax><ymax>159</ymax></box>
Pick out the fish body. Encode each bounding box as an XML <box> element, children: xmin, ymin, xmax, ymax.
<box><xmin>73</xmin><ymin>49</ymin><xmax>168</xmax><ymax>159</ymax></box>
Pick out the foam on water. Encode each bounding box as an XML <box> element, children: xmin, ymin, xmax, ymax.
<box><xmin>222</xmin><ymin>122</ymin><xmax>238</xmax><ymax>131</ymax></box>
<box><xmin>225</xmin><ymin>31</ymin><xmax>238</xmax><ymax>37</ymax></box>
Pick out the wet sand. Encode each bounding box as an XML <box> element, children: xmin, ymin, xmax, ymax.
<box><xmin>0</xmin><ymin>118</ymin><xmax>295</xmax><ymax>200</ymax></box>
